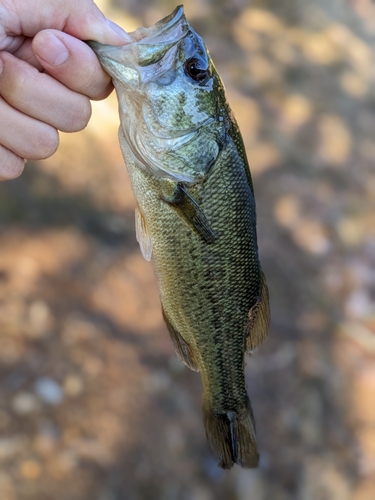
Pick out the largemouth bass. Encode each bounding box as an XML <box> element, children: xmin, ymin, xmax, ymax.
<box><xmin>88</xmin><ymin>5</ymin><xmax>270</xmax><ymax>469</ymax></box>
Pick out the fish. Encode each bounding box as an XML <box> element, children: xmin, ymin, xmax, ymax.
<box><xmin>87</xmin><ymin>5</ymin><xmax>270</xmax><ymax>469</ymax></box>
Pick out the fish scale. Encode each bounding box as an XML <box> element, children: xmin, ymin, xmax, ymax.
<box><xmin>87</xmin><ymin>5</ymin><xmax>270</xmax><ymax>469</ymax></box>
<box><xmin>129</xmin><ymin>136</ymin><xmax>263</xmax><ymax>448</ymax></box>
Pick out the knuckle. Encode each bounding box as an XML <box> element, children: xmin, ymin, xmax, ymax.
<box><xmin>61</xmin><ymin>98</ymin><xmax>92</xmax><ymax>133</ymax></box>
<box><xmin>0</xmin><ymin>148</ymin><xmax>25</xmax><ymax>180</ymax></box>
<box><xmin>91</xmin><ymin>82</ymin><xmax>114</xmax><ymax>102</ymax></box>
<box><xmin>77</xmin><ymin>64</ymin><xmax>111</xmax><ymax>100</ymax></box>
<box><xmin>0</xmin><ymin>58</ymin><xmax>33</xmax><ymax>105</ymax></box>
<box><xmin>8</xmin><ymin>160</ymin><xmax>25</xmax><ymax>179</ymax></box>
<box><xmin>12</xmin><ymin>68</ymin><xmax>29</xmax><ymax>95</ymax></box>
<box><xmin>79</xmin><ymin>66</ymin><xmax>99</xmax><ymax>95</ymax></box>
<box><xmin>28</xmin><ymin>126</ymin><xmax>59</xmax><ymax>160</ymax></box>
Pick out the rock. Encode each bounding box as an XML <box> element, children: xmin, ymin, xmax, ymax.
<box><xmin>63</xmin><ymin>374</ymin><xmax>84</xmax><ymax>397</ymax></box>
<box><xmin>28</xmin><ymin>300</ymin><xmax>53</xmax><ymax>338</ymax></box>
<box><xmin>20</xmin><ymin>460</ymin><xmax>42</xmax><ymax>480</ymax></box>
<box><xmin>34</xmin><ymin>377</ymin><xmax>64</xmax><ymax>405</ymax></box>
<box><xmin>12</xmin><ymin>392</ymin><xmax>39</xmax><ymax>415</ymax></box>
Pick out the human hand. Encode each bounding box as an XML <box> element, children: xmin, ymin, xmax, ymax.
<box><xmin>0</xmin><ymin>0</ymin><xmax>130</xmax><ymax>180</ymax></box>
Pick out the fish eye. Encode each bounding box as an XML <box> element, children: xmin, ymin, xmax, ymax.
<box><xmin>184</xmin><ymin>57</ymin><xmax>210</xmax><ymax>84</ymax></box>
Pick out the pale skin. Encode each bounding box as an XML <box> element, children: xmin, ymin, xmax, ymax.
<box><xmin>0</xmin><ymin>0</ymin><xmax>131</xmax><ymax>181</ymax></box>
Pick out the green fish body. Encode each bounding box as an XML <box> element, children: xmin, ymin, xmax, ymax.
<box><xmin>88</xmin><ymin>6</ymin><xmax>270</xmax><ymax>469</ymax></box>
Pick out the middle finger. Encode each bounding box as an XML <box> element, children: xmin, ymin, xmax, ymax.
<box><xmin>0</xmin><ymin>51</ymin><xmax>91</xmax><ymax>132</ymax></box>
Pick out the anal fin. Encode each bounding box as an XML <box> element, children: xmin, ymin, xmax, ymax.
<box><xmin>246</xmin><ymin>271</ymin><xmax>270</xmax><ymax>352</ymax></box>
<box><xmin>162</xmin><ymin>307</ymin><xmax>200</xmax><ymax>372</ymax></box>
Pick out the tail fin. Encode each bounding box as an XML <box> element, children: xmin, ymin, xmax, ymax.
<box><xmin>203</xmin><ymin>396</ymin><xmax>259</xmax><ymax>469</ymax></box>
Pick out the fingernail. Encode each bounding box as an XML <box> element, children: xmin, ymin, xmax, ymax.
<box><xmin>106</xmin><ymin>19</ymin><xmax>132</xmax><ymax>43</ymax></box>
<box><xmin>36</xmin><ymin>33</ymin><xmax>69</xmax><ymax>66</ymax></box>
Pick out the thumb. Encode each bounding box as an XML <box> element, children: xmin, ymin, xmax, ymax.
<box><xmin>7</xmin><ymin>0</ymin><xmax>131</xmax><ymax>45</ymax></box>
<box><xmin>66</xmin><ymin>9</ymin><xmax>132</xmax><ymax>45</ymax></box>
<box><xmin>52</xmin><ymin>0</ymin><xmax>132</xmax><ymax>45</ymax></box>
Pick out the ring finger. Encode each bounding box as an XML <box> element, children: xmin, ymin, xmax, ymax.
<box><xmin>0</xmin><ymin>145</ymin><xmax>25</xmax><ymax>181</ymax></box>
<box><xmin>0</xmin><ymin>95</ymin><xmax>59</xmax><ymax>160</ymax></box>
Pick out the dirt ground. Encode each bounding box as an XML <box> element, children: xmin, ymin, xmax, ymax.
<box><xmin>1</xmin><ymin>0</ymin><xmax>375</xmax><ymax>498</ymax></box>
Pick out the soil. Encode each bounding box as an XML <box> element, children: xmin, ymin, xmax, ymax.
<box><xmin>0</xmin><ymin>0</ymin><xmax>374</xmax><ymax>498</ymax></box>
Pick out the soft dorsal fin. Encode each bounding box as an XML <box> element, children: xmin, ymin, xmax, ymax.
<box><xmin>245</xmin><ymin>271</ymin><xmax>270</xmax><ymax>352</ymax></box>
<box><xmin>161</xmin><ymin>182</ymin><xmax>216</xmax><ymax>244</ymax></box>
<box><xmin>135</xmin><ymin>206</ymin><xmax>153</xmax><ymax>261</ymax></box>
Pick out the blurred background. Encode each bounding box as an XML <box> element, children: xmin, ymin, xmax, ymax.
<box><xmin>1</xmin><ymin>0</ymin><xmax>375</xmax><ymax>498</ymax></box>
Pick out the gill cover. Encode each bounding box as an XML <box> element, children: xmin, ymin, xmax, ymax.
<box><xmin>88</xmin><ymin>6</ymin><xmax>228</xmax><ymax>182</ymax></box>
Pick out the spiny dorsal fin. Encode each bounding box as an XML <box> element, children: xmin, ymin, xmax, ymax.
<box><xmin>246</xmin><ymin>271</ymin><xmax>270</xmax><ymax>352</ymax></box>
<box><xmin>162</xmin><ymin>307</ymin><xmax>200</xmax><ymax>372</ymax></box>
<box><xmin>135</xmin><ymin>206</ymin><xmax>153</xmax><ymax>261</ymax></box>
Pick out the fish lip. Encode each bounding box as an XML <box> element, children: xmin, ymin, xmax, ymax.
<box><xmin>154</xmin><ymin>5</ymin><xmax>185</xmax><ymax>30</ymax></box>
<box><xmin>136</xmin><ymin>5</ymin><xmax>185</xmax><ymax>41</ymax></box>
<box><xmin>86</xmin><ymin>5</ymin><xmax>187</xmax><ymax>58</ymax></box>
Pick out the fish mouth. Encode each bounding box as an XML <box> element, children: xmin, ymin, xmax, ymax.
<box><xmin>86</xmin><ymin>6</ymin><xmax>189</xmax><ymax>73</ymax></box>
<box><xmin>131</xmin><ymin>5</ymin><xmax>186</xmax><ymax>42</ymax></box>
<box><xmin>87</xmin><ymin>7</ymin><xmax>216</xmax><ymax>183</ymax></box>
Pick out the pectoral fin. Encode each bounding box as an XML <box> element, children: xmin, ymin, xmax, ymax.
<box><xmin>162</xmin><ymin>307</ymin><xmax>200</xmax><ymax>372</ymax></box>
<box><xmin>161</xmin><ymin>183</ymin><xmax>216</xmax><ymax>244</ymax></box>
<box><xmin>135</xmin><ymin>206</ymin><xmax>153</xmax><ymax>261</ymax></box>
<box><xmin>245</xmin><ymin>271</ymin><xmax>270</xmax><ymax>351</ymax></box>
